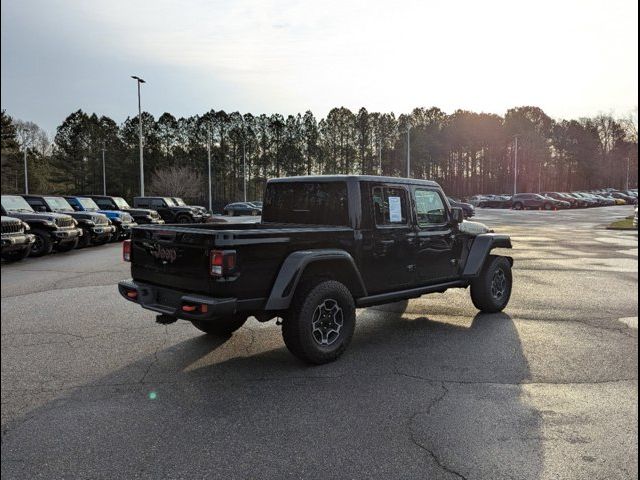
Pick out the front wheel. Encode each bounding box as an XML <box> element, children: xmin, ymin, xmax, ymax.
<box><xmin>544</xmin><ymin>203</ymin><xmax>554</xmax><ymax>211</ymax></box>
<box><xmin>191</xmin><ymin>315</ymin><xmax>247</xmax><ymax>336</ymax></box>
<box><xmin>470</xmin><ymin>255</ymin><xmax>513</xmax><ymax>313</ymax></box>
<box><xmin>78</xmin><ymin>229</ymin><xmax>92</xmax><ymax>248</ymax></box>
<box><xmin>282</xmin><ymin>280</ymin><xmax>356</xmax><ymax>364</ymax></box>
<box><xmin>513</xmin><ymin>202</ymin><xmax>524</xmax><ymax>210</ymax></box>
<box><xmin>177</xmin><ymin>215</ymin><xmax>192</xmax><ymax>224</ymax></box>
<box><xmin>29</xmin><ymin>229</ymin><xmax>54</xmax><ymax>257</ymax></box>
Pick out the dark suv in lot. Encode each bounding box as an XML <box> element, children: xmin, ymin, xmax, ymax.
<box><xmin>119</xmin><ymin>175</ymin><xmax>513</xmax><ymax>364</ymax></box>
<box><xmin>1</xmin><ymin>195</ymin><xmax>83</xmax><ymax>256</ymax></box>
<box><xmin>1</xmin><ymin>216</ymin><xmax>35</xmax><ymax>262</ymax></box>
<box><xmin>133</xmin><ymin>197</ymin><xmax>206</xmax><ymax>223</ymax></box>
<box><xmin>511</xmin><ymin>193</ymin><xmax>567</xmax><ymax>210</ymax></box>
<box><xmin>22</xmin><ymin>195</ymin><xmax>115</xmax><ymax>247</ymax></box>
<box><xmin>87</xmin><ymin>196</ymin><xmax>164</xmax><ymax>225</ymax></box>
<box><xmin>64</xmin><ymin>196</ymin><xmax>137</xmax><ymax>242</ymax></box>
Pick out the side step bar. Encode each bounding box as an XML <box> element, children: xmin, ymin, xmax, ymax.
<box><xmin>355</xmin><ymin>280</ymin><xmax>468</xmax><ymax>308</ymax></box>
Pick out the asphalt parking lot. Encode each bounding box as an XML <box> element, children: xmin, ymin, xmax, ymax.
<box><xmin>1</xmin><ymin>206</ymin><xmax>637</xmax><ymax>479</ymax></box>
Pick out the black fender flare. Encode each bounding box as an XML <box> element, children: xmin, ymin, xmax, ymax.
<box><xmin>265</xmin><ymin>249</ymin><xmax>367</xmax><ymax>311</ymax></box>
<box><xmin>461</xmin><ymin>234</ymin><xmax>513</xmax><ymax>279</ymax></box>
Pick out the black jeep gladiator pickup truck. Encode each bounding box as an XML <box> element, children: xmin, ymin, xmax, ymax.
<box><xmin>1</xmin><ymin>195</ymin><xmax>83</xmax><ymax>257</ymax></box>
<box><xmin>133</xmin><ymin>196</ymin><xmax>207</xmax><ymax>223</ymax></box>
<box><xmin>119</xmin><ymin>175</ymin><xmax>513</xmax><ymax>364</ymax></box>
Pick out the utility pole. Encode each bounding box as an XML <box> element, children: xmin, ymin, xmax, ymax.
<box><xmin>626</xmin><ymin>157</ymin><xmax>630</xmax><ymax>191</ymax></box>
<box><xmin>513</xmin><ymin>135</ymin><xmax>519</xmax><ymax>195</ymax></box>
<box><xmin>101</xmin><ymin>141</ymin><xmax>107</xmax><ymax>195</ymax></box>
<box><xmin>131</xmin><ymin>76</ymin><xmax>146</xmax><ymax>195</ymax></box>
<box><xmin>406</xmin><ymin>125</ymin><xmax>411</xmax><ymax>178</ymax></box>
<box><xmin>378</xmin><ymin>138</ymin><xmax>383</xmax><ymax>175</ymax></box>
<box><xmin>243</xmin><ymin>142</ymin><xmax>247</xmax><ymax>202</ymax></box>
<box><xmin>23</xmin><ymin>146</ymin><xmax>28</xmax><ymax>194</ymax></box>
<box><xmin>207</xmin><ymin>123</ymin><xmax>213</xmax><ymax>212</ymax></box>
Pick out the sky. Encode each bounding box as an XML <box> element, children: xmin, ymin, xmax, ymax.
<box><xmin>1</xmin><ymin>0</ymin><xmax>638</xmax><ymax>134</ymax></box>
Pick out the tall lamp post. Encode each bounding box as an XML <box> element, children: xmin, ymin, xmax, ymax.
<box><xmin>23</xmin><ymin>142</ymin><xmax>29</xmax><ymax>194</ymax></box>
<box><xmin>207</xmin><ymin>123</ymin><xmax>213</xmax><ymax>212</ymax></box>
<box><xmin>406</xmin><ymin>125</ymin><xmax>411</xmax><ymax>178</ymax></box>
<box><xmin>513</xmin><ymin>134</ymin><xmax>520</xmax><ymax>195</ymax></box>
<box><xmin>101</xmin><ymin>141</ymin><xmax>107</xmax><ymax>195</ymax></box>
<box><xmin>131</xmin><ymin>76</ymin><xmax>146</xmax><ymax>196</ymax></box>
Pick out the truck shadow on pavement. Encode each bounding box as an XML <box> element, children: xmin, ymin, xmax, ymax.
<box><xmin>1</xmin><ymin>309</ymin><xmax>543</xmax><ymax>480</ymax></box>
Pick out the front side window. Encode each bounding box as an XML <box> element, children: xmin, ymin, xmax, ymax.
<box><xmin>150</xmin><ymin>199</ymin><xmax>165</xmax><ymax>208</ymax></box>
<box><xmin>372</xmin><ymin>186</ymin><xmax>408</xmax><ymax>226</ymax></box>
<box><xmin>415</xmin><ymin>189</ymin><xmax>446</xmax><ymax>226</ymax></box>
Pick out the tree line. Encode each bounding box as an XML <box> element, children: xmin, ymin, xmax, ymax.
<box><xmin>1</xmin><ymin>106</ymin><xmax>637</xmax><ymax>208</ymax></box>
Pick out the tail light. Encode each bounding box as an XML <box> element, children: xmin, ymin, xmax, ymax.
<box><xmin>123</xmin><ymin>239</ymin><xmax>132</xmax><ymax>262</ymax></box>
<box><xmin>210</xmin><ymin>250</ymin><xmax>236</xmax><ymax>277</ymax></box>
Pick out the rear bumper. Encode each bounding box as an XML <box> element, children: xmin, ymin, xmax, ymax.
<box><xmin>118</xmin><ymin>279</ymin><xmax>238</xmax><ymax>320</ymax></box>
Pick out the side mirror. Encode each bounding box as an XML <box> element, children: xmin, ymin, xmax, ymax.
<box><xmin>450</xmin><ymin>207</ymin><xmax>464</xmax><ymax>224</ymax></box>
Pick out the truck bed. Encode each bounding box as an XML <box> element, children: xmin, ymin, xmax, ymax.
<box><xmin>129</xmin><ymin>222</ymin><xmax>355</xmax><ymax>300</ymax></box>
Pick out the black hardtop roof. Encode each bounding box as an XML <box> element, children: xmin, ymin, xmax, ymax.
<box><xmin>267</xmin><ymin>174</ymin><xmax>440</xmax><ymax>188</ymax></box>
<box><xmin>133</xmin><ymin>196</ymin><xmax>171</xmax><ymax>200</ymax></box>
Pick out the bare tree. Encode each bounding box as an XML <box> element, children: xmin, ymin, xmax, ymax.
<box><xmin>148</xmin><ymin>165</ymin><xmax>204</xmax><ymax>200</ymax></box>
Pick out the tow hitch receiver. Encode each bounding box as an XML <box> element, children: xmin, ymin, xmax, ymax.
<box><xmin>156</xmin><ymin>314</ymin><xmax>177</xmax><ymax>325</ymax></box>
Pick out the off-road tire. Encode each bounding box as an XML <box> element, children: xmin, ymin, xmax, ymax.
<box><xmin>470</xmin><ymin>255</ymin><xmax>513</xmax><ymax>313</ymax></box>
<box><xmin>177</xmin><ymin>215</ymin><xmax>192</xmax><ymax>223</ymax></box>
<box><xmin>2</xmin><ymin>247</ymin><xmax>31</xmax><ymax>262</ymax></box>
<box><xmin>191</xmin><ymin>315</ymin><xmax>247</xmax><ymax>336</ymax></box>
<box><xmin>282</xmin><ymin>280</ymin><xmax>356</xmax><ymax>365</ymax></box>
<box><xmin>29</xmin><ymin>229</ymin><xmax>54</xmax><ymax>257</ymax></box>
<box><xmin>54</xmin><ymin>238</ymin><xmax>79</xmax><ymax>252</ymax></box>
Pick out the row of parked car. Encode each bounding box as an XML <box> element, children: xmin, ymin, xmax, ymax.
<box><xmin>1</xmin><ymin>194</ymin><xmax>210</xmax><ymax>262</ymax></box>
<box><xmin>466</xmin><ymin>189</ymin><xmax>638</xmax><ymax>210</ymax></box>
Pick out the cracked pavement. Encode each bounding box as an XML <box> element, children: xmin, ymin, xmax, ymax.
<box><xmin>1</xmin><ymin>206</ymin><xmax>638</xmax><ymax>479</ymax></box>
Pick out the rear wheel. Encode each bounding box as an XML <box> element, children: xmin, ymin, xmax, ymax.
<box><xmin>29</xmin><ymin>229</ymin><xmax>54</xmax><ymax>257</ymax></box>
<box><xmin>470</xmin><ymin>255</ymin><xmax>513</xmax><ymax>313</ymax></box>
<box><xmin>282</xmin><ymin>280</ymin><xmax>356</xmax><ymax>364</ymax></box>
<box><xmin>191</xmin><ymin>315</ymin><xmax>247</xmax><ymax>336</ymax></box>
<box><xmin>54</xmin><ymin>238</ymin><xmax>79</xmax><ymax>252</ymax></box>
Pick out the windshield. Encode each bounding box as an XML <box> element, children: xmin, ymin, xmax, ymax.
<box><xmin>114</xmin><ymin>197</ymin><xmax>131</xmax><ymax>209</ymax></box>
<box><xmin>163</xmin><ymin>197</ymin><xmax>177</xmax><ymax>206</ymax></box>
<box><xmin>44</xmin><ymin>197</ymin><xmax>74</xmax><ymax>212</ymax></box>
<box><xmin>78</xmin><ymin>197</ymin><xmax>100</xmax><ymax>211</ymax></box>
<box><xmin>1</xmin><ymin>195</ymin><xmax>35</xmax><ymax>212</ymax></box>
<box><xmin>173</xmin><ymin>198</ymin><xmax>187</xmax><ymax>206</ymax></box>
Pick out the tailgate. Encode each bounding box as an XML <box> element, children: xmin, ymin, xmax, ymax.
<box><xmin>130</xmin><ymin>227</ymin><xmax>214</xmax><ymax>294</ymax></box>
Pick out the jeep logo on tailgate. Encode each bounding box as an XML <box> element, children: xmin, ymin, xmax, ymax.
<box><xmin>147</xmin><ymin>243</ymin><xmax>177</xmax><ymax>263</ymax></box>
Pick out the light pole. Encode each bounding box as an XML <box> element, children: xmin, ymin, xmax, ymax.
<box><xmin>101</xmin><ymin>141</ymin><xmax>107</xmax><ymax>195</ymax></box>
<box><xmin>131</xmin><ymin>75</ymin><xmax>146</xmax><ymax>196</ymax></box>
<box><xmin>242</xmin><ymin>142</ymin><xmax>247</xmax><ymax>202</ymax></box>
<box><xmin>406</xmin><ymin>124</ymin><xmax>411</xmax><ymax>178</ymax></box>
<box><xmin>378</xmin><ymin>138</ymin><xmax>383</xmax><ymax>175</ymax></box>
<box><xmin>207</xmin><ymin>123</ymin><xmax>213</xmax><ymax>212</ymax></box>
<box><xmin>23</xmin><ymin>144</ymin><xmax>29</xmax><ymax>194</ymax></box>
<box><xmin>513</xmin><ymin>134</ymin><xmax>520</xmax><ymax>195</ymax></box>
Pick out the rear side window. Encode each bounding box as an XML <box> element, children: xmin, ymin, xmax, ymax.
<box><xmin>372</xmin><ymin>186</ymin><xmax>408</xmax><ymax>226</ymax></box>
<box><xmin>262</xmin><ymin>182</ymin><xmax>349</xmax><ymax>226</ymax></box>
